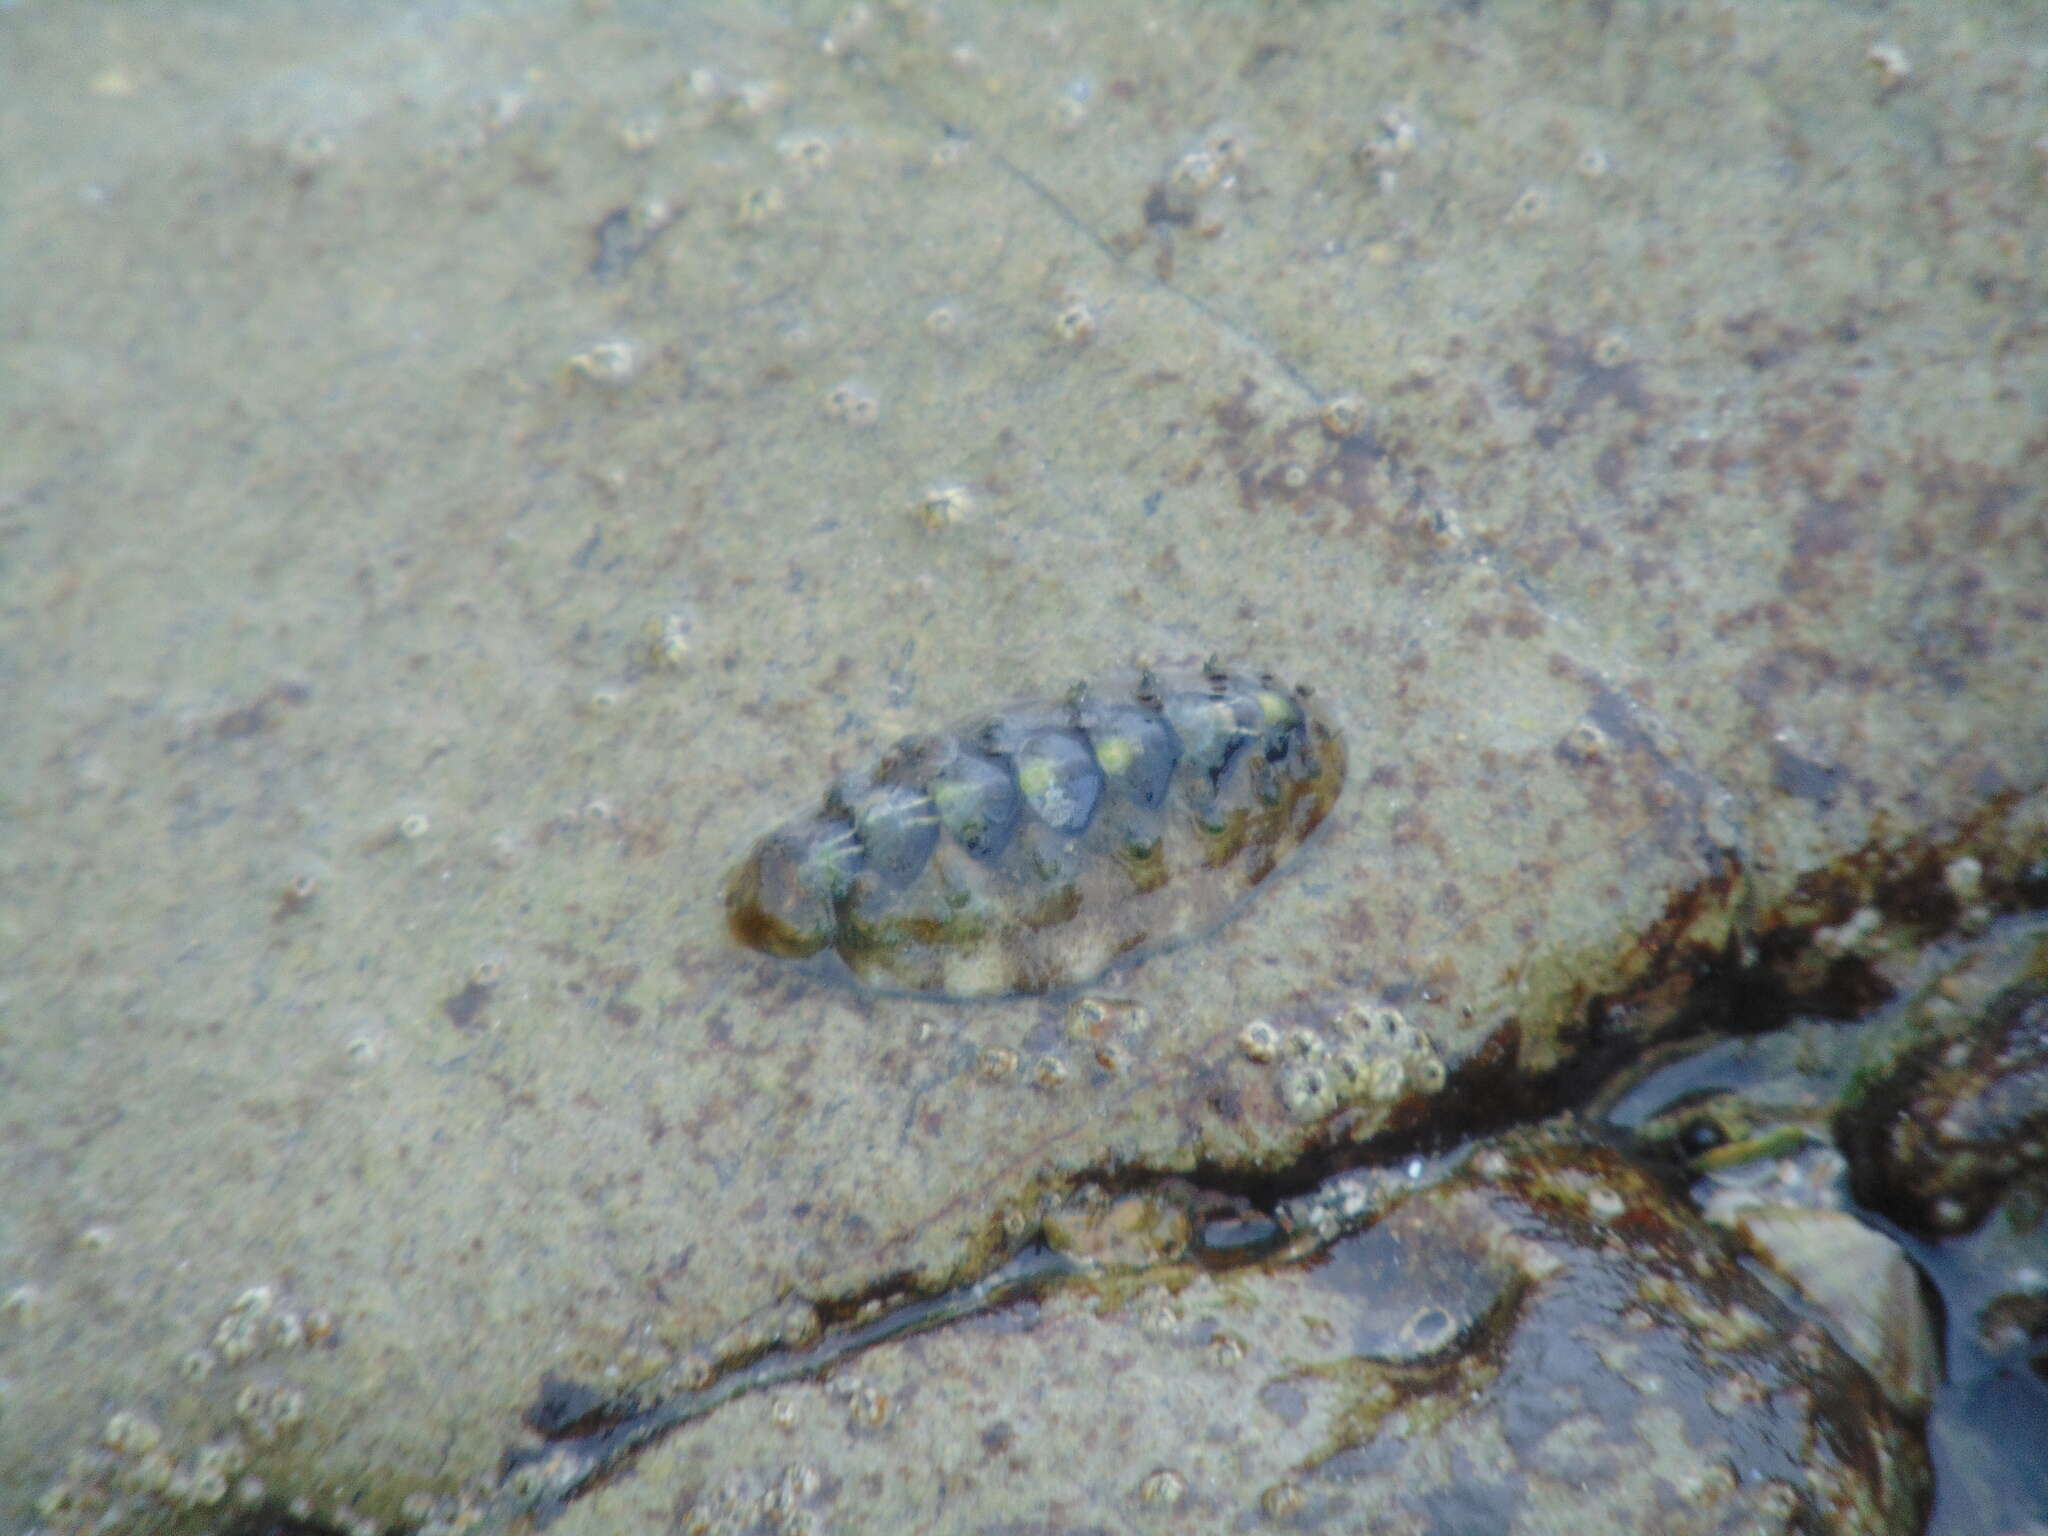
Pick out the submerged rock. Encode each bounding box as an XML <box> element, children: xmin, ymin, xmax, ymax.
<box><xmin>1608</xmin><ymin>915</ymin><xmax>2048</xmax><ymax>1535</ymax></box>
<box><xmin>1837</xmin><ymin>944</ymin><xmax>2048</xmax><ymax>1237</ymax></box>
<box><xmin>1732</xmin><ymin>1206</ymin><xmax>1941</xmax><ymax>1418</ymax></box>
<box><xmin>546</xmin><ymin>1126</ymin><xmax>1929</xmax><ymax>1535</ymax></box>
<box><xmin>5</xmin><ymin>0</ymin><xmax>2047</xmax><ymax>1529</ymax></box>
<box><xmin>1620</xmin><ymin>1087</ymin><xmax>1939</xmax><ymax>1417</ymax></box>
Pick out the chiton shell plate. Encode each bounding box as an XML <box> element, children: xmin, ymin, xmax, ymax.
<box><xmin>725</xmin><ymin>663</ymin><xmax>1346</xmax><ymax>997</ymax></box>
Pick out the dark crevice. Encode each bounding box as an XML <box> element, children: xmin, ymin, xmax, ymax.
<box><xmin>522</xmin><ymin>1374</ymin><xmax>641</xmax><ymax>1441</ymax></box>
<box><xmin>811</xmin><ymin>1268</ymin><xmax>922</xmax><ymax>1329</ymax></box>
<box><xmin>495</xmin><ymin>1244</ymin><xmax>1079</xmax><ymax>1528</ymax></box>
<box><xmin>218</xmin><ymin>1512</ymin><xmax>357</xmax><ymax>1536</ymax></box>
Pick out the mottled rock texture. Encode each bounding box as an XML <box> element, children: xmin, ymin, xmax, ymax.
<box><xmin>2</xmin><ymin>0</ymin><xmax>2042</xmax><ymax>1529</ymax></box>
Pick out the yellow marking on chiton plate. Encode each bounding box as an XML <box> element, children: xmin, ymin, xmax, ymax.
<box><xmin>1093</xmin><ymin>734</ymin><xmax>1138</xmax><ymax>776</ymax></box>
<box><xmin>1257</xmin><ymin>690</ymin><xmax>1299</xmax><ymax>728</ymax></box>
<box><xmin>1016</xmin><ymin>756</ymin><xmax>1055</xmax><ymax>800</ymax></box>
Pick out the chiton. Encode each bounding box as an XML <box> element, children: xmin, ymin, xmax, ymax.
<box><xmin>725</xmin><ymin>662</ymin><xmax>1346</xmax><ymax>997</ymax></box>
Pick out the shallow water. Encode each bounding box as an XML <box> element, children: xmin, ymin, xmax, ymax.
<box><xmin>4</xmin><ymin>1</ymin><xmax>2045</xmax><ymax>1529</ymax></box>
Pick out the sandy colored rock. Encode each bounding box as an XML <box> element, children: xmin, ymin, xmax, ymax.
<box><xmin>2</xmin><ymin>0</ymin><xmax>2043</xmax><ymax>1528</ymax></box>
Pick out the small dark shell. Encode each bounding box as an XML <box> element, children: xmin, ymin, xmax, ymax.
<box><xmin>723</xmin><ymin>814</ymin><xmax>862</xmax><ymax>959</ymax></box>
<box><xmin>1164</xmin><ymin>687</ymin><xmax>1265</xmax><ymax>789</ymax></box>
<box><xmin>1082</xmin><ymin>702</ymin><xmax>1182</xmax><ymax>811</ymax></box>
<box><xmin>1010</xmin><ymin>730</ymin><xmax>1103</xmax><ymax>834</ymax></box>
<box><xmin>725</xmin><ymin>664</ymin><xmax>1345</xmax><ymax>997</ymax></box>
<box><xmin>927</xmin><ymin>747</ymin><xmax>1021</xmax><ymax>859</ymax></box>
<box><xmin>847</xmin><ymin>783</ymin><xmax>941</xmax><ymax>888</ymax></box>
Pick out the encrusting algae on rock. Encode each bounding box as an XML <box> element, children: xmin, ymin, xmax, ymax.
<box><xmin>725</xmin><ymin>661</ymin><xmax>1345</xmax><ymax>997</ymax></box>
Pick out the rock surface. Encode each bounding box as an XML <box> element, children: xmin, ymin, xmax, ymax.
<box><xmin>3</xmin><ymin>0</ymin><xmax>2044</xmax><ymax>1529</ymax></box>
<box><xmin>545</xmin><ymin>1129</ymin><xmax>1929</xmax><ymax>1536</ymax></box>
<box><xmin>1603</xmin><ymin>913</ymin><xmax>2048</xmax><ymax>1535</ymax></box>
<box><xmin>1839</xmin><ymin>930</ymin><xmax>2048</xmax><ymax>1236</ymax></box>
